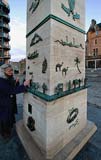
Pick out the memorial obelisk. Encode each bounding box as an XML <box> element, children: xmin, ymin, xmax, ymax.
<box><xmin>16</xmin><ymin>0</ymin><xmax>97</xmax><ymax>159</ymax></box>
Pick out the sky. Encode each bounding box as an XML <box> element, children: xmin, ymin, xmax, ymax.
<box><xmin>9</xmin><ymin>0</ymin><xmax>27</xmax><ymax>61</ymax></box>
<box><xmin>8</xmin><ymin>0</ymin><xmax>101</xmax><ymax>61</ymax></box>
<box><xmin>86</xmin><ymin>0</ymin><xmax>101</xmax><ymax>30</ymax></box>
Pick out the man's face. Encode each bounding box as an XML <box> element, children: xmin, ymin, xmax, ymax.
<box><xmin>4</xmin><ymin>67</ymin><xmax>13</xmax><ymax>77</ymax></box>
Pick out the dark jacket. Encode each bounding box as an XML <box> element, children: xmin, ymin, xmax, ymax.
<box><xmin>0</xmin><ymin>77</ymin><xmax>26</xmax><ymax>122</ymax></box>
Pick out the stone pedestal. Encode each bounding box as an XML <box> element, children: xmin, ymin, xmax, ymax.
<box><xmin>16</xmin><ymin>120</ymin><xmax>97</xmax><ymax>160</ymax></box>
<box><xmin>23</xmin><ymin>89</ymin><xmax>88</xmax><ymax>159</ymax></box>
<box><xmin>17</xmin><ymin>0</ymin><xmax>97</xmax><ymax>159</ymax></box>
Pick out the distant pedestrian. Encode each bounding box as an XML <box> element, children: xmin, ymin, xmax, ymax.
<box><xmin>0</xmin><ymin>64</ymin><xmax>30</xmax><ymax>139</ymax></box>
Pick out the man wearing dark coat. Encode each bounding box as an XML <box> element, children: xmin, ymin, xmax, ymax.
<box><xmin>0</xmin><ymin>64</ymin><xmax>30</xmax><ymax>139</ymax></box>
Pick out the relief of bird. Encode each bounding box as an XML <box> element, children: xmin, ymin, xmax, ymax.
<box><xmin>68</xmin><ymin>0</ymin><xmax>75</xmax><ymax>14</ymax></box>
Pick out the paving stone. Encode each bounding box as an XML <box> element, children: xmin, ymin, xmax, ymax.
<box><xmin>0</xmin><ymin>71</ymin><xmax>101</xmax><ymax>160</ymax></box>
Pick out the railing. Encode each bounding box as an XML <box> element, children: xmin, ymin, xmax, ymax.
<box><xmin>0</xmin><ymin>23</ymin><xmax>10</xmax><ymax>31</ymax></box>
<box><xmin>0</xmin><ymin>12</ymin><xmax>10</xmax><ymax>21</ymax></box>
<box><xmin>0</xmin><ymin>0</ymin><xmax>10</xmax><ymax>11</ymax></box>
<box><xmin>86</xmin><ymin>55</ymin><xmax>101</xmax><ymax>60</ymax></box>
<box><xmin>0</xmin><ymin>53</ymin><xmax>11</xmax><ymax>59</ymax></box>
<box><xmin>2</xmin><ymin>0</ymin><xmax>8</xmax><ymax>5</ymax></box>
<box><xmin>0</xmin><ymin>52</ymin><xmax>3</xmax><ymax>57</ymax></box>
<box><xmin>0</xmin><ymin>43</ymin><xmax>10</xmax><ymax>49</ymax></box>
<box><xmin>4</xmin><ymin>53</ymin><xmax>11</xmax><ymax>58</ymax></box>
<box><xmin>0</xmin><ymin>33</ymin><xmax>10</xmax><ymax>40</ymax></box>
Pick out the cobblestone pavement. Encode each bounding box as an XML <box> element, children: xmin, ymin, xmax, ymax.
<box><xmin>74</xmin><ymin>69</ymin><xmax>101</xmax><ymax>160</ymax></box>
<box><xmin>0</xmin><ymin>70</ymin><xmax>101</xmax><ymax>160</ymax></box>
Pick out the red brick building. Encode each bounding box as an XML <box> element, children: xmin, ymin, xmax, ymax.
<box><xmin>86</xmin><ymin>19</ymin><xmax>101</xmax><ymax>69</ymax></box>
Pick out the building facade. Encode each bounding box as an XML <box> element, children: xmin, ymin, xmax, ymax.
<box><xmin>0</xmin><ymin>0</ymin><xmax>10</xmax><ymax>66</ymax></box>
<box><xmin>10</xmin><ymin>58</ymin><xmax>26</xmax><ymax>74</ymax></box>
<box><xmin>19</xmin><ymin>58</ymin><xmax>26</xmax><ymax>74</ymax></box>
<box><xmin>86</xmin><ymin>19</ymin><xmax>101</xmax><ymax>69</ymax></box>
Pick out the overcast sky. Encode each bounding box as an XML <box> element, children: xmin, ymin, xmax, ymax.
<box><xmin>9</xmin><ymin>0</ymin><xmax>101</xmax><ymax>61</ymax></box>
<box><xmin>9</xmin><ymin>0</ymin><xmax>26</xmax><ymax>61</ymax></box>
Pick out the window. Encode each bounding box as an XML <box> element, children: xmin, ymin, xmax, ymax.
<box><xmin>0</xmin><ymin>28</ymin><xmax>2</xmax><ymax>32</ymax></box>
<box><xmin>96</xmin><ymin>48</ymin><xmax>98</xmax><ymax>55</ymax></box>
<box><xmin>0</xmin><ymin>19</ymin><xmax>2</xmax><ymax>23</ymax></box>
<box><xmin>0</xmin><ymin>7</ymin><xmax>2</xmax><ymax>12</ymax></box>
<box><xmin>93</xmin><ymin>49</ymin><xmax>95</xmax><ymax>56</ymax></box>
<box><xmin>93</xmin><ymin>48</ymin><xmax>98</xmax><ymax>56</ymax></box>
<box><xmin>95</xmin><ymin>39</ymin><xmax>97</xmax><ymax>44</ymax></box>
<box><xmin>88</xmin><ymin>61</ymin><xmax>95</xmax><ymax>68</ymax></box>
<box><xmin>0</xmin><ymin>39</ymin><xmax>2</xmax><ymax>45</ymax></box>
<box><xmin>96</xmin><ymin>60</ymin><xmax>101</xmax><ymax>68</ymax></box>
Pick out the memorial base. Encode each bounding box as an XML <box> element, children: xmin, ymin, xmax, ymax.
<box><xmin>16</xmin><ymin>120</ymin><xmax>97</xmax><ymax>160</ymax></box>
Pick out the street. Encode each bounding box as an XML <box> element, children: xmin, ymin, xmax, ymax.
<box><xmin>75</xmin><ymin>69</ymin><xmax>101</xmax><ymax>160</ymax></box>
<box><xmin>0</xmin><ymin>70</ymin><xmax>101</xmax><ymax>160</ymax></box>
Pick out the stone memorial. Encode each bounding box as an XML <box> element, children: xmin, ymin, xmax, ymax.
<box><xmin>16</xmin><ymin>0</ymin><xmax>97</xmax><ymax>159</ymax></box>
